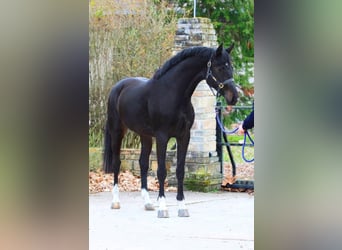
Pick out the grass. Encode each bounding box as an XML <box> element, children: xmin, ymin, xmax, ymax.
<box><xmin>89</xmin><ymin>147</ymin><xmax>103</xmax><ymax>172</ymax></box>
<box><xmin>222</xmin><ymin>134</ymin><xmax>254</xmax><ymax>164</ymax></box>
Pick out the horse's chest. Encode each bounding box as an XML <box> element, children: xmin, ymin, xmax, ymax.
<box><xmin>148</xmin><ymin>101</ymin><xmax>194</xmax><ymax>134</ymax></box>
<box><xmin>175</xmin><ymin>109</ymin><xmax>192</xmax><ymax>122</ymax></box>
<box><xmin>174</xmin><ymin>113</ymin><xmax>192</xmax><ymax>131</ymax></box>
<box><xmin>170</xmin><ymin>107</ymin><xmax>195</xmax><ymax>132</ymax></box>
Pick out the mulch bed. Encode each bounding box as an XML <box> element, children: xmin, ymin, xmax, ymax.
<box><xmin>221</xmin><ymin>162</ymin><xmax>254</xmax><ymax>195</ymax></box>
<box><xmin>89</xmin><ymin>162</ymin><xmax>254</xmax><ymax>195</ymax></box>
<box><xmin>89</xmin><ymin>170</ymin><xmax>176</xmax><ymax>194</ymax></box>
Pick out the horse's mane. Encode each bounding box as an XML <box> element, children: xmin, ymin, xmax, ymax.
<box><xmin>153</xmin><ymin>47</ymin><xmax>214</xmax><ymax>80</ymax></box>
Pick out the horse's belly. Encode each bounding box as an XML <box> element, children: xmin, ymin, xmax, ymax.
<box><xmin>118</xmin><ymin>102</ymin><xmax>155</xmax><ymax>136</ymax></box>
<box><xmin>125</xmin><ymin>119</ymin><xmax>155</xmax><ymax>137</ymax></box>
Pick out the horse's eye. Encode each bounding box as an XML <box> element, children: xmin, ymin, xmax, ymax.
<box><xmin>225</xmin><ymin>63</ymin><xmax>229</xmax><ymax>67</ymax></box>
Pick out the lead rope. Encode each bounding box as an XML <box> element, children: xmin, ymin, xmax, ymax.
<box><xmin>216</xmin><ymin>110</ymin><xmax>239</xmax><ymax>134</ymax></box>
<box><xmin>216</xmin><ymin>107</ymin><xmax>254</xmax><ymax>162</ymax></box>
<box><xmin>207</xmin><ymin>55</ymin><xmax>254</xmax><ymax>162</ymax></box>
<box><xmin>242</xmin><ymin>130</ymin><xmax>254</xmax><ymax>162</ymax></box>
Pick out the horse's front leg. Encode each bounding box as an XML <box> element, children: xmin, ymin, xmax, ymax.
<box><xmin>176</xmin><ymin>131</ymin><xmax>190</xmax><ymax>217</ymax></box>
<box><xmin>156</xmin><ymin>134</ymin><xmax>169</xmax><ymax>218</ymax></box>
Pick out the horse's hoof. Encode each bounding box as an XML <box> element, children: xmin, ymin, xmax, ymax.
<box><xmin>144</xmin><ymin>203</ymin><xmax>155</xmax><ymax>211</ymax></box>
<box><xmin>111</xmin><ymin>202</ymin><xmax>120</xmax><ymax>209</ymax></box>
<box><xmin>178</xmin><ymin>209</ymin><xmax>190</xmax><ymax>217</ymax></box>
<box><xmin>157</xmin><ymin>210</ymin><xmax>169</xmax><ymax>218</ymax></box>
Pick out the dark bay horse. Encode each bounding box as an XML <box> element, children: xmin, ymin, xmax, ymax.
<box><xmin>103</xmin><ymin>44</ymin><xmax>238</xmax><ymax>218</ymax></box>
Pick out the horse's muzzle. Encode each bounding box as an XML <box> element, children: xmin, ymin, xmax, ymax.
<box><xmin>222</xmin><ymin>78</ymin><xmax>238</xmax><ymax>105</ymax></box>
<box><xmin>223</xmin><ymin>78</ymin><xmax>235</xmax><ymax>87</ymax></box>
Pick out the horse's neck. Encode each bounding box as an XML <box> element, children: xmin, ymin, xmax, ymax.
<box><xmin>183</xmin><ymin>71</ymin><xmax>206</xmax><ymax>99</ymax></box>
<box><xmin>164</xmin><ymin>57</ymin><xmax>208</xmax><ymax>99</ymax></box>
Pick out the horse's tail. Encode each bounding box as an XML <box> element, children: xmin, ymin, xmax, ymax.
<box><xmin>103</xmin><ymin>119</ymin><xmax>114</xmax><ymax>173</ymax></box>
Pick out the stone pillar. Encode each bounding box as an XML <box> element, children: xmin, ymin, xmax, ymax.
<box><xmin>174</xmin><ymin>17</ymin><xmax>218</xmax><ymax>51</ymax></box>
<box><xmin>188</xmin><ymin>82</ymin><xmax>217</xmax><ymax>153</ymax></box>
<box><xmin>172</xmin><ymin>18</ymin><xmax>221</xmax><ymax>192</ymax></box>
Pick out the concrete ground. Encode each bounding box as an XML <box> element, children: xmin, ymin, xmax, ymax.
<box><xmin>89</xmin><ymin>191</ymin><xmax>254</xmax><ymax>250</ymax></box>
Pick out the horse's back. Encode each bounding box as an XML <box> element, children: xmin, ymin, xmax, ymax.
<box><xmin>111</xmin><ymin>77</ymin><xmax>149</xmax><ymax>94</ymax></box>
<box><xmin>108</xmin><ymin>77</ymin><xmax>149</xmax><ymax>105</ymax></box>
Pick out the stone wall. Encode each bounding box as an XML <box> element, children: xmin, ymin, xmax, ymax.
<box><xmin>119</xmin><ymin>148</ymin><xmax>220</xmax><ymax>192</ymax></box>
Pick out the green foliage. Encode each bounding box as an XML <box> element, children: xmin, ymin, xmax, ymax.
<box><xmin>175</xmin><ymin>0</ymin><xmax>254</xmax><ymax>64</ymax></box>
<box><xmin>173</xmin><ymin>0</ymin><xmax>254</xmax><ymax>126</ymax></box>
<box><xmin>184</xmin><ymin>168</ymin><xmax>220</xmax><ymax>192</ymax></box>
<box><xmin>89</xmin><ymin>148</ymin><xmax>103</xmax><ymax>171</ymax></box>
<box><xmin>223</xmin><ymin>139</ymin><xmax>254</xmax><ymax>165</ymax></box>
<box><xmin>89</xmin><ymin>0</ymin><xmax>178</xmax><ymax>148</ymax></box>
<box><xmin>94</xmin><ymin>9</ymin><xmax>104</xmax><ymax>19</ymax></box>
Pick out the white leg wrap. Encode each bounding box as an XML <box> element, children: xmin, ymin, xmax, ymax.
<box><xmin>112</xmin><ymin>184</ymin><xmax>120</xmax><ymax>203</ymax></box>
<box><xmin>158</xmin><ymin>197</ymin><xmax>167</xmax><ymax>210</ymax></box>
<box><xmin>177</xmin><ymin>199</ymin><xmax>189</xmax><ymax>217</ymax></box>
<box><xmin>157</xmin><ymin>196</ymin><xmax>169</xmax><ymax>217</ymax></box>
<box><xmin>177</xmin><ymin>200</ymin><xmax>187</xmax><ymax>210</ymax></box>
<box><xmin>141</xmin><ymin>188</ymin><xmax>152</xmax><ymax>205</ymax></box>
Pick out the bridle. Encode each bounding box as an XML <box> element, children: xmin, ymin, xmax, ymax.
<box><xmin>205</xmin><ymin>56</ymin><xmax>235</xmax><ymax>97</ymax></box>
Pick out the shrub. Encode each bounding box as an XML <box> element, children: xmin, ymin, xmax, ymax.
<box><xmin>89</xmin><ymin>0</ymin><xmax>178</xmax><ymax>148</ymax></box>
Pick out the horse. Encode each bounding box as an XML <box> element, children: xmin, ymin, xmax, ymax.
<box><xmin>103</xmin><ymin>44</ymin><xmax>238</xmax><ymax>218</ymax></box>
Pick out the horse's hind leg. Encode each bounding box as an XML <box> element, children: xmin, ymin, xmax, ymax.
<box><xmin>110</xmin><ymin>123</ymin><xmax>125</xmax><ymax>209</ymax></box>
<box><xmin>156</xmin><ymin>134</ymin><xmax>169</xmax><ymax>218</ymax></box>
<box><xmin>139</xmin><ymin>135</ymin><xmax>154</xmax><ymax>210</ymax></box>
<box><xmin>176</xmin><ymin>132</ymin><xmax>190</xmax><ymax>217</ymax></box>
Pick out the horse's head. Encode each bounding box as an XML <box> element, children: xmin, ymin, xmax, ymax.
<box><xmin>205</xmin><ymin>44</ymin><xmax>239</xmax><ymax>105</ymax></box>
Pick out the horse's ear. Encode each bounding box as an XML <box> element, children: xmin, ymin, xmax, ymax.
<box><xmin>216</xmin><ymin>43</ymin><xmax>224</xmax><ymax>56</ymax></box>
<box><xmin>226</xmin><ymin>43</ymin><xmax>235</xmax><ymax>54</ymax></box>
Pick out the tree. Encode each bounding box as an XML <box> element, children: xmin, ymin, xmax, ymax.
<box><xmin>172</xmin><ymin>0</ymin><xmax>254</xmax><ymax>124</ymax></box>
<box><xmin>174</xmin><ymin>0</ymin><xmax>254</xmax><ymax>88</ymax></box>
